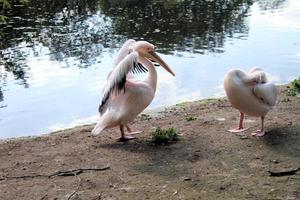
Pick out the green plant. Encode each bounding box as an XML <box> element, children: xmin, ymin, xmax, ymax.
<box><xmin>185</xmin><ymin>116</ymin><xmax>197</xmax><ymax>121</ymax></box>
<box><xmin>0</xmin><ymin>0</ymin><xmax>10</xmax><ymax>8</ymax></box>
<box><xmin>139</xmin><ymin>113</ymin><xmax>151</xmax><ymax>121</ymax></box>
<box><xmin>287</xmin><ymin>77</ymin><xmax>300</xmax><ymax>96</ymax></box>
<box><xmin>0</xmin><ymin>0</ymin><xmax>10</xmax><ymax>41</ymax></box>
<box><xmin>0</xmin><ymin>0</ymin><xmax>10</xmax><ymax>23</ymax></box>
<box><xmin>176</xmin><ymin>102</ymin><xmax>188</xmax><ymax>108</ymax></box>
<box><xmin>151</xmin><ymin>127</ymin><xmax>178</xmax><ymax>145</ymax></box>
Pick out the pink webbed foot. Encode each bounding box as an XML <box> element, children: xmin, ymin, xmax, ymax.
<box><xmin>125</xmin><ymin>125</ymin><xmax>142</xmax><ymax>135</ymax></box>
<box><xmin>229</xmin><ymin>112</ymin><xmax>248</xmax><ymax>134</ymax></box>
<box><xmin>228</xmin><ymin>127</ymin><xmax>249</xmax><ymax>133</ymax></box>
<box><xmin>118</xmin><ymin>135</ymin><xmax>136</xmax><ymax>142</ymax></box>
<box><xmin>117</xmin><ymin>131</ymin><xmax>142</xmax><ymax>141</ymax></box>
<box><xmin>118</xmin><ymin>125</ymin><xmax>143</xmax><ymax>141</ymax></box>
<box><xmin>128</xmin><ymin>131</ymin><xmax>142</xmax><ymax>135</ymax></box>
<box><xmin>251</xmin><ymin>130</ymin><xmax>265</xmax><ymax>137</ymax></box>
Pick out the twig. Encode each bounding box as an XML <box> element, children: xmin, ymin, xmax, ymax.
<box><xmin>67</xmin><ymin>189</ymin><xmax>78</xmax><ymax>200</ymax></box>
<box><xmin>0</xmin><ymin>165</ymin><xmax>110</xmax><ymax>181</ymax></box>
<box><xmin>40</xmin><ymin>194</ymin><xmax>48</xmax><ymax>200</ymax></box>
<box><xmin>217</xmin><ymin>105</ymin><xmax>232</xmax><ymax>108</ymax></box>
<box><xmin>67</xmin><ymin>173</ymin><xmax>81</xmax><ymax>200</ymax></box>
<box><xmin>268</xmin><ymin>168</ymin><xmax>300</xmax><ymax>177</ymax></box>
<box><xmin>48</xmin><ymin>166</ymin><xmax>110</xmax><ymax>178</ymax></box>
<box><xmin>0</xmin><ymin>174</ymin><xmax>45</xmax><ymax>181</ymax></box>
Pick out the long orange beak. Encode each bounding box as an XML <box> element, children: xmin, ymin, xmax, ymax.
<box><xmin>147</xmin><ymin>51</ymin><xmax>175</xmax><ymax>76</ymax></box>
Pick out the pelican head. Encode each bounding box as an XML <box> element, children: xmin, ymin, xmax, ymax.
<box><xmin>133</xmin><ymin>41</ymin><xmax>175</xmax><ymax>76</ymax></box>
<box><xmin>253</xmin><ymin>83</ymin><xmax>277</xmax><ymax>107</ymax></box>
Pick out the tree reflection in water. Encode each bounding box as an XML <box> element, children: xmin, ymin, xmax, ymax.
<box><xmin>0</xmin><ymin>0</ymin><xmax>287</xmax><ymax>102</ymax></box>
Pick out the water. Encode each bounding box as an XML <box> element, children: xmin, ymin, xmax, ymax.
<box><xmin>0</xmin><ymin>0</ymin><xmax>299</xmax><ymax>139</ymax></box>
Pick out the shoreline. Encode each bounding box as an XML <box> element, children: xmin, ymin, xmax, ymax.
<box><xmin>0</xmin><ymin>82</ymin><xmax>293</xmax><ymax>142</ymax></box>
<box><xmin>0</xmin><ymin>95</ymin><xmax>226</xmax><ymax>142</ymax></box>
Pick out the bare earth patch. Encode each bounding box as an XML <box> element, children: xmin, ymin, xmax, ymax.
<box><xmin>0</xmin><ymin>85</ymin><xmax>299</xmax><ymax>200</ymax></box>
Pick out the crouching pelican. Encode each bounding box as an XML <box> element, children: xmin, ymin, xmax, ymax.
<box><xmin>224</xmin><ymin>67</ymin><xmax>277</xmax><ymax>137</ymax></box>
<box><xmin>92</xmin><ymin>39</ymin><xmax>175</xmax><ymax>141</ymax></box>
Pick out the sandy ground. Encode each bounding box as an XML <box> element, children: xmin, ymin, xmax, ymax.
<box><xmin>0</xmin><ymin>85</ymin><xmax>299</xmax><ymax>200</ymax></box>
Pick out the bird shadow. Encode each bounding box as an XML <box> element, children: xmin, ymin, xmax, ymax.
<box><xmin>95</xmin><ymin>135</ymin><xmax>217</xmax><ymax>179</ymax></box>
<box><xmin>262</xmin><ymin>125</ymin><xmax>300</xmax><ymax>158</ymax></box>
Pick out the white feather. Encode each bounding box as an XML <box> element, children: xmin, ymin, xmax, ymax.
<box><xmin>99</xmin><ymin>51</ymin><xmax>139</xmax><ymax>113</ymax></box>
<box><xmin>112</xmin><ymin>39</ymin><xmax>136</xmax><ymax>68</ymax></box>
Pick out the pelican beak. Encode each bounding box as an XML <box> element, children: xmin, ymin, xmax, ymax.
<box><xmin>147</xmin><ymin>51</ymin><xmax>175</xmax><ymax>76</ymax></box>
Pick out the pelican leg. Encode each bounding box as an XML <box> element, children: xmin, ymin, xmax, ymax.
<box><xmin>229</xmin><ymin>112</ymin><xmax>249</xmax><ymax>133</ymax></box>
<box><xmin>126</xmin><ymin>125</ymin><xmax>142</xmax><ymax>135</ymax></box>
<box><xmin>118</xmin><ymin>125</ymin><xmax>136</xmax><ymax>141</ymax></box>
<box><xmin>251</xmin><ymin>116</ymin><xmax>265</xmax><ymax>137</ymax></box>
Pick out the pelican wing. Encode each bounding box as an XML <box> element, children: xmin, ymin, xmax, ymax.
<box><xmin>241</xmin><ymin>68</ymin><xmax>267</xmax><ymax>85</ymax></box>
<box><xmin>112</xmin><ymin>39</ymin><xmax>136</xmax><ymax>68</ymax></box>
<box><xmin>253</xmin><ymin>83</ymin><xmax>277</xmax><ymax>106</ymax></box>
<box><xmin>246</xmin><ymin>68</ymin><xmax>276</xmax><ymax>106</ymax></box>
<box><xmin>99</xmin><ymin>51</ymin><xmax>148</xmax><ymax>113</ymax></box>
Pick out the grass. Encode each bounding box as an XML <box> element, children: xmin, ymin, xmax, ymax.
<box><xmin>287</xmin><ymin>77</ymin><xmax>300</xmax><ymax>96</ymax></box>
<box><xmin>151</xmin><ymin>127</ymin><xmax>178</xmax><ymax>145</ymax></box>
<box><xmin>185</xmin><ymin>116</ymin><xmax>197</xmax><ymax>121</ymax></box>
<box><xmin>139</xmin><ymin>113</ymin><xmax>152</xmax><ymax>121</ymax></box>
<box><xmin>175</xmin><ymin>102</ymin><xmax>188</xmax><ymax>109</ymax></box>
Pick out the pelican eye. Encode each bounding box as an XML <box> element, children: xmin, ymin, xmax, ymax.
<box><xmin>260</xmin><ymin>97</ymin><xmax>264</xmax><ymax>102</ymax></box>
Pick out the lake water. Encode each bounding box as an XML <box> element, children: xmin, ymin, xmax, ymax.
<box><xmin>0</xmin><ymin>0</ymin><xmax>299</xmax><ymax>139</ymax></box>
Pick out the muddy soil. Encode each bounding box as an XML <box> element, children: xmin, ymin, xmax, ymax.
<box><xmin>0</xmin><ymin>85</ymin><xmax>299</xmax><ymax>200</ymax></box>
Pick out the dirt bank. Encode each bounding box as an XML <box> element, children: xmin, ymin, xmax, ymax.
<box><xmin>0</xmin><ymin>85</ymin><xmax>299</xmax><ymax>200</ymax></box>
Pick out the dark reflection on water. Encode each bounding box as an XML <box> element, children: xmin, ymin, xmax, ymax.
<box><xmin>0</xmin><ymin>0</ymin><xmax>258</xmax><ymax>89</ymax></box>
<box><xmin>1</xmin><ymin>0</ymin><xmax>110</xmax><ymax>88</ymax></box>
<box><xmin>0</xmin><ymin>0</ymin><xmax>287</xmax><ymax>91</ymax></box>
<box><xmin>100</xmin><ymin>0</ymin><xmax>253</xmax><ymax>54</ymax></box>
<box><xmin>256</xmin><ymin>0</ymin><xmax>287</xmax><ymax>10</ymax></box>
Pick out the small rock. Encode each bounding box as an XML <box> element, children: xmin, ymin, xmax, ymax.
<box><xmin>272</xmin><ymin>159</ymin><xmax>279</xmax><ymax>164</ymax></box>
<box><xmin>239</xmin><ymin>135</ymin><xmax>248</xmax><ymax>140</ymax></box>
<box><xmin>183</xmin><ymin>177</ymin><xmax>192</xmax><ymax>181</ymax></box>
<box><xmin>219</xmin><ymin>186</ymin><xmax>226</xmax><ymax>190</ymax></box>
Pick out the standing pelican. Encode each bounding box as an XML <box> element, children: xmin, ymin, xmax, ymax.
<box><xmin>92</xmin><ymin>40</ymin><xmax>175</xmax><ymax>141</ymax></box>
<box><xmin>224</xmin><ymin>67</ymin><xmax>277</xmax><ymax>137</ymax></box>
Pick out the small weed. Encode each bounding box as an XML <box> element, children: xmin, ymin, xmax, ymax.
<box><xmin>196</xmin><ymin>98</ymin><xmax>218</xmax><ymax>104</ymax></box>
<box><xmin>175</xmin><ymin>102</ymin><xmax>188</xmax><ymax>109</ymax></box>
<box><xmin>151</xmin><ymin>127</ymin><xmax>178</xmax><ymax>145</ymax></box>
<box><xmin>287</xmin><ymin>77</ymin><xmax>300</xmax><ymax>96</ymax></box>
<box><xmin>139</xmin><ymin>113</ymin><xmax>152</xmax><ymax>121</ymax></box>
<box><xmin>185</xmin><ymin>116</ymin><xmax>197</xmax><ymax>121</ymax></box>
<box><xmin>281</xmin><ymin>97</ymin><xmax>290</xmax><ymax>102</ymax></box>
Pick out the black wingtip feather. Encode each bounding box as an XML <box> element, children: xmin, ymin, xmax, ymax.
<box><xmin>131</xmin><ymin>62</ymin><xmax>148</xmax><ymax>74</ymax></box>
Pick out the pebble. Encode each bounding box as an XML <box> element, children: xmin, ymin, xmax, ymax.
<box><xmin>272</xmin><ymin>159</ymin><xmax>279</xmax><ymax>164</ymax></box>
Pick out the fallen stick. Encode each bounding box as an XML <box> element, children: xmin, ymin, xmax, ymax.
<box><xmin>268</xmin><ymin>168</ymin><xmax>300</xmax><ymax>177</ymax></box>
<box><xmin>67</xmin><ymin>174</ymin><xmax>81</xmax><ymax>200</ymax></box>
<box><xmin>48</xmin><ymin>166</ymin><xmax>111</xmax><ymax>177</ymax></box>
<box><xmin>217</xmin><ymin>105</ymin><xmax>232</xmax><ymax>108</ymax></box>
<box><xmin>0</xmin><ymin>174</ymin><xmax>44</xmax><ymax>180</ymax></box>
<box><xmin>0</xmin><ymin>165</ymin><xmax>110</xmax><ymax>181</ymax></box>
